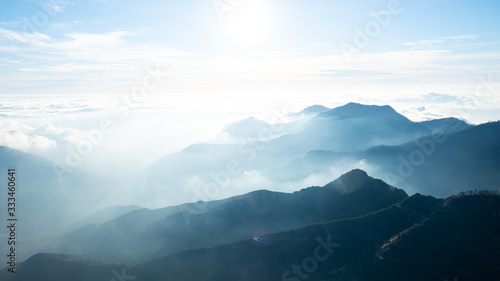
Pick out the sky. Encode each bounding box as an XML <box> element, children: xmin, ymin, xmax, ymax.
<box><xmin>0</xmin><ymin>0</ymin><xmax>500</xmax><ymax>178</ymax></box>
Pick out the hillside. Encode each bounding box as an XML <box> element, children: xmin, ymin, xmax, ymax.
<box><xmin>363</xmin><ymin>121</ymin><xmax>500</xmax><ymax>196</ymax></box>
<box><xmin>3</xmin><ymin>190</ymin><xmax>499</xmax><ymax>281</ymax></box>
<box><xmin>52</xmin><ymin>169</ymin><xmax>407</xmax><ymax>263</ymax></box>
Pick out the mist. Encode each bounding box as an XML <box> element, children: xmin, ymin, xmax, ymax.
<box><xmin>1</xmin><ymin>96</ymin><xmax>499</xmax><ymax>268</ymax></box>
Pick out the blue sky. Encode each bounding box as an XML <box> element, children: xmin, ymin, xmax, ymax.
<box><xmin>1</xmin><ymin>0</ymin><xmax>499</xmax><ymax>99</ymax></box>
<box><xmin>0</xmin><ymin>0</ymin><xmax>499</xmax><ymax>177</ymax></box>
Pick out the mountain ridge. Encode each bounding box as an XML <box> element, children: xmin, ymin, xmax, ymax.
<box><xmin>50</xmin><ymin>169</ymin><xmax>407</xmax><ymax>263</ymax></box>
<box><xmin>5</xmin><ymin>189</ymin><xmax>498</xmax><ymax>281</ymax></box>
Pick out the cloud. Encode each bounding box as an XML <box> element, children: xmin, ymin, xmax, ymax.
<box><xmin>0</xmin><ymin>116</ymin><xmax>85</xmax><ymax>152</ymax></box>
<box><xmin>0</xmin><ymin>27</ymin><xmax>51</xmax><ymax>46</ymax></box>
<box><xmin>418</xmin><ymin>93</ymin><xmax>466</xmax><ymax>104</ymax></box>
<box><xmin>441</xmin><ymin>34</ymin><xmax>479</xmax><ymax>40</ymax></box>
<box><xmin>395</xmin><ymin>92</ymin><xmax>488</xmax><ymax>107</ymax></box>
<box><xmin>33</xmin><ymin>121</ymin><xmax>83</xmax><ymax>143</ymax></box>
<box><xmin>46</xmin><ymin>0</ymin><xmax>71</xmax><ymax>13</ymax></box>
<box><xmin>0</xmin><ymin>130</ymin><xmax>57</xmax><ymax>152</ymax></box>
<box><xmin>58</xmin><ymin>31</ymin><xmax>131</xmax><ymax>48</ymax></box>
<box><xmin>18</xmin><ymin>64</ymin><xmax>124</xmax><ymax>73</ymax></box>
<box><xmin>392</xmin><ymin>91</ymin><xmax>500</xmax><ymax>123</ymax></box>
<box><xmin>0</xmin><ymin>97</ymin><xmax>101</xmax><ymax>117</ymax></box>
<box><xmin>401</xmin><ymin>34</ymin><xmax>479</xmax><ymax>49</ymax></box>
<box><xmin>1</xmin><ymin>25</ymin><xmax>499</xmax><ymax>104</ymax></box>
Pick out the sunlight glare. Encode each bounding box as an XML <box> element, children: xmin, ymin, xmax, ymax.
<box><xmin>224</xmin><ymin>0</ymin><xmax>271</xmax><ymax>46</ymax></box>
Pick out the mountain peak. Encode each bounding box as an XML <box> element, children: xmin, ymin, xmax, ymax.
<box><xmin>339</xmin><ymin>168</ymin><xmax>369</xmax><ymax>180</ymax></box>
<box><xmin>289</xmin><ymin>104</ymin><xmax>330</xmax><ymax>118</ymax></box>
<box><xmin>418</xmin><ymin>117</ymin><xmax>472</xmax><ymax>134</ymax></box>
<box><xmin>321</xmin><ymin>169</ymin><xmax>408</xmax><ymax>202</ymax></box>
<box><xmin>240</xmin><ymin>116</ymin><xmax>262</xmax><ymax>122</ymax></box>
<box><xmin>225</xmin><ymin>116</ymin><xmax>269</xmax><ymax>128</ymax></box>
<box><xmin>223</xmin><ymin>116</ymin><xmax>273</xmax><ymax>139</ymax></box>
<box><xmin>298</xmin><ymin>104</ymin><xmax>330</xmax><ymax>114</ymax></box>
<box><xmin>324</xmin><ymin>169</ymin><xmax>371</xmax><ymax>191</ymax></box>
<box><xmin>319</xmin><ymin>103</ymin><xmax>398</xmax><ymax>119</ymax></box>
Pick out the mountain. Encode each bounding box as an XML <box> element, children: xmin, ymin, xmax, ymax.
<box><xmin>4</xmin><ymin>190</ymin><xmax>499</xmax><ymax>281</ymax></box>
<box><xmin>418</xmin><ymin>117</ymin><xmax>472</xmax><ymax>134</ymax></box>
<box><xmin>266</xmin><ymin>150</ymin><xmax>354</xmax><ymax>182</ymax></box>
<box><xmin>223</xmin><ymin>117</ymin><xmax>279</xmax><ymax>140</ymax></box>
<box><xmin>51</xmin><ymin>169</ymin><xmax>407</xmax><ymax>263</ymax></box>
<box><xmin>0</xmin><ymin>146</ymin><xmax>116</xmax><ymax>263</ymax></box>
<box><xmin>69</xmin><ymin>205</ymin><xmax>143</xmax><ymax>231</ymax></box>
<box><xmin>0</xmin><ymin>253</ymin><xmax>139</xmax><ymax>281</ymax></box>
<box><xmin>133</xmin><ymin>103</ymin><xmax>466</xmax><ymax>206</ymax></box>
<box><xmin>129</xmin><ymin>142</ymin><xmax>242</xmax><ymax>207</ymax></box>
<box><xmin>363</xmin><ymin>121</ymin><xmax>500</xmax><ymax>197</ymax></box>
<box><xmin>374</xmin><ymin>192</ymin><xmax>500</xmax><ymax>280</ymax></box>
<box><xmin>268</xmin><ymin>103</ymin><xmax>433</xmax><ymax>155</ymax></box>
<box><xmin>132</xmin><ymin>191</ymin><xmax>498</xmax><ymax>281</ymax></box>
<box><xmin>288</xmin><ymin>104</ymin><xmax>331</xmax><ymax>118</ymax></box>
<box><xmin>268</xmin><ymin>118</ymin><xmax>492</xmax><ymax>197</ymax></box>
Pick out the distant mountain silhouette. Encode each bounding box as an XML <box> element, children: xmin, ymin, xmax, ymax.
<box><xmin>288</xmin><ymin>104</ymin><xmax>330</xmax><ymax>118</ymax></box>
<box><xmin>132</xmin><ymin>142</ymin><xmax>243</xmax><ymax>206</ymax></box>
<box><xmin>4</xmin><ymin>183</ymin><xmax>499</xmax><ymax>280</ymax></box>
<box><xmin>269</xmin><ymin>103</ymin><xmax>432</xmax><ymax>155</ymax></box>
<box><xmin>363</xmin><ymin>121</ymin><xmax>500</xmax><ymax>196</ymax></box>
<box><xmin>52</xmin><ymin>169</ymin><xmax>407</xmax><ymax>263</ymax></box>
<box><xmin>266</xmin><ymin>150</ymin><xmax>353</xmax><ymax>182</ymax></box>
<box><xmin>69</xmin><ymin>205</ymin><xmax>143</xmax><ymax>231</ymax></box>
<box><xmin>0</xmin><ymin>146</ymin><xmax>114</xmax><ymax>262</ymax></box>
<box><xmin>223</xmin><ymin>106</ymin><xmax>331</xmax><ymax>141</ymax></box>
<box><xmin>418</xmin><ymin>117</ymin><xmax>472</xmax><ymax>134</ymax></box>
<box><xmin>133</xmin><ymin>103</ymin><xmax>471</xmax><ymax>206</ymax></box>
<box><xmin>223</xmin><ymin>117</ymin><xmax>278</xmax><ymax>140</ymax></box>
<box><xmin>1</xmin><ymin>100</ymin><xmax>498</xmax><ymax>281</ymax></box>
<box><xmin>269</xmin><ymin>118</ymin><xmax>491</xmax><ymax>197</ymax></box>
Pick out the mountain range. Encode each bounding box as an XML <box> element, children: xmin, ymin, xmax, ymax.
<box><xmin>1</xmin><ymin>102</ymin><xmax>499</xmax><ymax>280</ymax></box>
<box><xmin>129</xmin><ymin>102</ymin><xmax>489</xmax><ymax>206</ymax></box>
<box><xmin>1</xmin><ymin>170</ymin><xmax>499</xmax><ymax>281</ymax></box>
<box><xmin>50</xmin><ymin>169</ymin><xmax>407</xmax><ymax>263</ymax></box>
<box><xmin>0</xmin><ymin>146</ymin><xmax>118</xmax><ymax>261</ymax></box>
<box><xmin>276</xmin><ymin>120</ymin><xmax>500</xmax><ymax>197</ymax></box>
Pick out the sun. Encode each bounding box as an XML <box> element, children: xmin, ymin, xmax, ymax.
<box><xmin>223</xmin><ymin>1</ymin><xmax>271</xmax><ymax>46</ymax></box>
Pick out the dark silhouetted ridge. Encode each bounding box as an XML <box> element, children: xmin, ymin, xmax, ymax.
<box><xmin>3</xmin><ymin>178</ymin><xmax>500</xmax><ymax>281</ymax></box>
<box><xmin>50</xmin><ymin>169</ymin><xmax>407</xmax><ymax>263</ymax></box>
